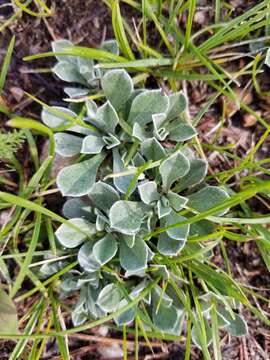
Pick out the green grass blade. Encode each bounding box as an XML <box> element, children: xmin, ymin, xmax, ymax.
<box><xmin>10</xmin><ymin>212</ymin><xmax>42</xmax><ymax>297</ymax></box>
<box><xmin>0</xmin><ymin>36</ymin><xmax>15</xmax><ymax>94</ymax></box>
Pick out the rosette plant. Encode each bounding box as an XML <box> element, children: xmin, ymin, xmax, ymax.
<box><xmin>39</xmin><ymin>39</ymin><xmax>248</xmax><ymax>348</ymax></box>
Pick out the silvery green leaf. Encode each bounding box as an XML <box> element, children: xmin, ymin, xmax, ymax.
<box><xmin>81</xmin><ymin>134</ymin><xmax>105</xmax><ymax>154</ymax></box>
<box><xmin>86</xmin><ymin>99</ymin><xmax>97</xmax><ymax>119</ymax></box>
<box><xmin>132</xmin><ymin>122</ymin><xmax>152</xmax><ymax>142</ymax></box>
<box><xmin>187</xmin><ymin>186</ymin><xmax>230</xmax><ymax>216</ymax></box>
<box><xmin>77</xmin><ymin>272</ymin><xmax>100</xmax><ymax>288</ymax></box>
<box><xmin>114</xmin><ymin>299</ymin><xmax>136</xmax><ymax>325</ymax></box>
<box><xmin>72</xmin><ymin>308</ymin><xmax>87</xmax><ymax>326</ymax></box>
<box><xmin>78</xmin><ymin>241</ymin><xmax>100</xmax><ymax>272</ymax></box>
<box><xmin>119</xmin><ymin>237</ymin><xmax>148</xmax><ymax>272</ymax></box>
<box><xmin>0</xmin><ymin>289</ymin><xmax>18</xmax><ymax>334</ymax></box>
<box><xmin>41</xmin><ymin>106</ymin><xmax>76</xmax><ymax>128</ymax></box>
<box><xmin>191</xmin><ymin>319</ymin><xmax>212</xmax><ymax>349</ymax></box>
<box><xmin>265</xmin><ymin>48</ymin><xmax>270</xmax><ymax>67</ymax></box>
<box><xmin>88</xmin><ymin>181</ymin><xmax>120</xmax><ymax>213</ymax></box>
<box><xmin>152</xmin><ymin>301</ymin><xmax>181</xmax><ymax>334</ymax></box>
<box><xmin>93</xmin><ymin>234</ymin><xmax>118</xmax><ymax>265</ymax></box>
<box><xmin>62</xmin><ymin>198</ymin><xmax>93</xmax><ymax>220</ymax></box>
<box><xmin>120</xmin><ymin>234</ymin><xmax>136</xmax><ymax>248</ymax></box>
<box><xmin>166</xmin><ymin>212</ymin><xmax>190</xmax><ymax>241</ymax></box>
<box><xmin>178</xmin><ymin>158</ymin><xmax>208</xmax><ymax>190</ymax></box>
<box><xmin>54</xmin><ymin>132</ymin><xmax>83</xmax><ymax>157</ymax></box>
<box><xmin>97</xmin><ymin>284</ymin><xmax>123</xmax><ymax>312</ymax></box>
<box><xmin>100</xmin><ymin>39</ymin><xmax>119</xmax><ymax>55</ymax></box>
<box><xmin>167</xmin><ymin>91</ymin><xmax>187</xmax><ymax>120</ymax></box>
<box><xmin>85</xmin><ymin>286</ymin><xmax>106</xmax><ymax>319</ymax></box>
<box><xmin>150</xmin><ymin>265</ymin><xmax>169</xmax><ymax>280</ymax></box>
<box><xmin>218</xmin><ymin>308</ymin><xmax>248</xmax><ymax>336</ymax></box>
<box><xmin>147</xmin><ymin>244</ymin><xmax>155</xmax><ymax>261</ymax></box>
<box><xmin>157</xmin><ymin>233</ymin><xmax>185</xmax><ymax>256</ymax></box>
<box><xmin>168</xmin><ymin>123</ymin><xmax>197</xmax><ymax>142</ymax></box>
<box><xmin>64</xmin><ymin>87</ymin><xmax>89</xmax><ymax>98</ymax></box>
<box><xmin>152</xmin><ymin>113</ymin><xmax>167</xmax><ymax>130</ymax></box>
<box><xmin>138</xmin><ymin>181</ymin><xmax>160</xmax><ymax>205</ymax></box>
<box><xmin>141</xmin><ymin>138</ymin><xmax>166</xmax><ymax>161</ymax></box>
<box><xmin>57</xmin><ymin>153</ymin><xmax>105</xmax><ymax>196</ymax></box>
<box><xmin>157</xmin><ymin>199</ymin><xmax>172</xmax><ymax>219</ymax></box>
<box><xmin>53</xmin><ymin>61</ymin><xmax>86</xmax><ymax>84</ymax></box>
<box><xmin>61</xmin><ymin>275</ymin><xmax>81</xmax><ymax>293</ymax></box>
<box><xmin>55</xmin><ymin>218</ymin><xmax>96</xmax><ymax>248</ymax></box>
<box><xmin>166</xmin><ymin>192</ymin><xmax>187</xmax><ymax>211</ymax></box>
<box><xmin>52</xmin><ymin>39</ymin><xmax>75</xmax><ymax>63</ymax></box>
<box><xmin>101</xmin><ymin>69</ymin><xmax>133</xmax><ymax>110</ymax></box>
<box><xmin>128</xmin><ymin>89</ymin><xmax>169</xmax><ymax>126</ymax></box>
<box><xmin>113</xmin><ymin>149</ymin><xmax>135</xmax><ymax>194</ymax></box>
<box><xmin>96</xmin><ymin>214</ymin><xmax>106</xmax><ymax>231</ymax></box>
<box><xmin>109</xmin><ymin>201</ymin><xmax>148</xmax><ymax>235</ymax></box>
<box><xmin>160</xmin><ymin>151</ymin><xmax>190</xmax><ymax>192</ymax></box>
<box><xmin>152</xmin><ymin>113</ymin><xmax>169</xmax><ymax>141</ymax></box>
<box><xmin>125</xmin><ymin>268</ymin><xmax>146</xmax><ymax>278</ymax></box>
<box><xmin>102</xmin><ymin>133</ymin><xmax>120</xmax><ymax>149</ymax></box>
<box><xmin>133</xmin><ymin>152</ymin><xmax>145</xmax><ymax>167</ymax></box>
<box><xmin>95</xmin><ymin>101</ymin><xmax>119</xmax><ymax>133</ymax></box>
<box><xmin>189</xmin><ymin>219</ymin><xmax>214</xmax><ymax>236</ymax></box>
<box><xmin>51</xmin><ymin>39</ymin><xmax>77</xmax><ymax>63</ymax></box>
<box><xmin>77</xmin><ymin>57</ymin><xmax>95</xmax><ymax>82</ymax></box>
<box><xmin>152</xmin><ymin>285</ymin><xmax>173</xmax><ymax>307</ymax></box>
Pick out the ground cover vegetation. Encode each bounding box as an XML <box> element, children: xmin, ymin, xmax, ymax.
<box><xmin>0</xmin><ymin>0</ymin><xmax>270</xmax><ymax>359</ymax></box>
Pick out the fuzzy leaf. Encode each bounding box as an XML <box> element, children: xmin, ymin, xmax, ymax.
<box><xmin>62</xmin><ymin>198</ymin><xmax>94</xmax><ymax>220</ymax></box>
<box><xmin>152</xmin><ymin>301</ymin><xmax>181</xmax><ymax>334</ymax></box>
<box><xmin>128</xmin><ymin>89</ymin><xmax>169</xmax><ymax>126</ymax></box>
<box><xmin>54</xmin><ymin>132</ymin><xmax>83</xmax><ymax>157</ymax></box>
<box><xmin>53</xmin><ymin>61</ymin><xmax>86</xmax><ymax>84</ymax></box>
<box><xmin>97</xmin><ymin>284</ymin><xmax>123</xmax><ymax>312</ymax></box>
<box><xmin>100</xmin><ymin>39</ymin><xmax>119</xmax><ymax>55</ymax></box>
<box><xmin>0</xmin><ymin>289</ymin><xmax>18</xmax><ymax>334</ymax></box>
<box><xmin>120</xmin><ymin>234</ymin><xmax>136</xmax><ymax>248</ymax></box>
<box><xmin>55</xmin><ymin>218</ymin><xmax>96</xmax><ymax>248</ymax></box>
<box><xmin>138</xmin><ymin>181</ymin><xmax>160</xmax><ymax>205</ymax></box>
<box><xmin>78</xmin><ymin>242</ymin><xmax>100</xmax><ymax>272</ymax></box>
<box><xmin>153</xmin><ymin>113</ymin><xmax>169</xmax><ymax>141</ymax></box>
<box><xmin>77</xmin><ymin>57</ymin><xmax>95</xmax><ymax>82</ymax></box>
<box><xmin>93</xmin><ymin>234</ymin><xmax>118</xmax><ymax>265</ymax></box>
<box><xmin>168</xmin><ymin>123</ymin><xmax>197</xmax><ymax>142</ymax></box>
<box><xmin>42</xmin><ymin>106</ymin><xmax>76</xmax><ymax>128</ymax></box>
<box><xmin>56</xmin><ymin>153</ymin><xmax>105</xmax><ymax>196</ymax></box>
<box><xmin>160</xmin><ymin>151</ymin><xmax>190</xmax><ymax>191</ymax></box>
<box><xmin>157</xmin><ymin>233</ymin><xmax>185</xmax><ymax>256</ymax></box>
<box><xmin>101</xmin><ymin>69</ymin><xmax>133</xmax><ymax>110</ymax></box>
<box><xmin>188</xmin><ymin>186</ymin><xmax>230</xmax><ymax>216</ymax></box>
<box><xmin>52</xmin><ymin>39</ymin><xmax>75</xmax><ymax>63</ymax></box>
<box><xmin>95</xmin><ymin>101</ymin><xmax>119</xmax><ymax>134</ymax></box>
<box><xmin>81</xmin><ymin>134</ymin><xmax>105</xmax><ymax>154</ymax></box>
<box><xmin>109</xmin><ymin>200</ymin><xmax>148</xmax><ymax>235</ymax></box>
<box><xmin>114</xmin><ymin>299</ymin><xmax>136</xmax><ymax>325</ymax></box>
<box><xmin>167</xmin><ymin>91</ymin><xmax>187</xmax><ymax>120</ymax></box>
<box><xmin>178</xmin><ymin>158</ymin><xmax>208</xmax><ymax>190</ymax></box>
<box><xmin>166</xmin><ymin>192</ymin><xmax>187</xmax><ymax>211</ymax></box>
<box><xmin>113</xmin><ymin>149</ymin><xmax>135</xmax><ymax>194</ymax></box>
<box><xmin>88</xmin><ymin>181</ymin><xmax>120</xmax><ymax>213</ymax></box>
<box><xmin>132</xmin><ymin>122</ymin><xmax>152</xmax><ymax>142</ymax></box>
<box><xmin>119</xmin><ymin>237</ymin><xmax>148</xmax><ymax>272</ymax></box>
<box><xmin>218</xmin><ymin>308</ymin><xmax>248</xmax><ymax>336</ymax></box>
<box><xmin>157</xmin><ymin>198</ymin><xmax>171</xmax><ymax>219</ymax></box>
<box><xmin>86</xmin><ymin>99</ymin><xmax>98</xmax><ymax>119</ymax></box>
<box><xmin>166</xmin><ymin>212</ymin><xmax>190</xmax><ymax>241</ymax></box>
<box><xmin>191</xmin><ymin>319</ymin><xmax>212</xmax><ymax>349</ymax></box>
<box><xmin>141</xmin><ymin>138</ymin><xmax>166</xmax><ymax>161</ymax></box>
